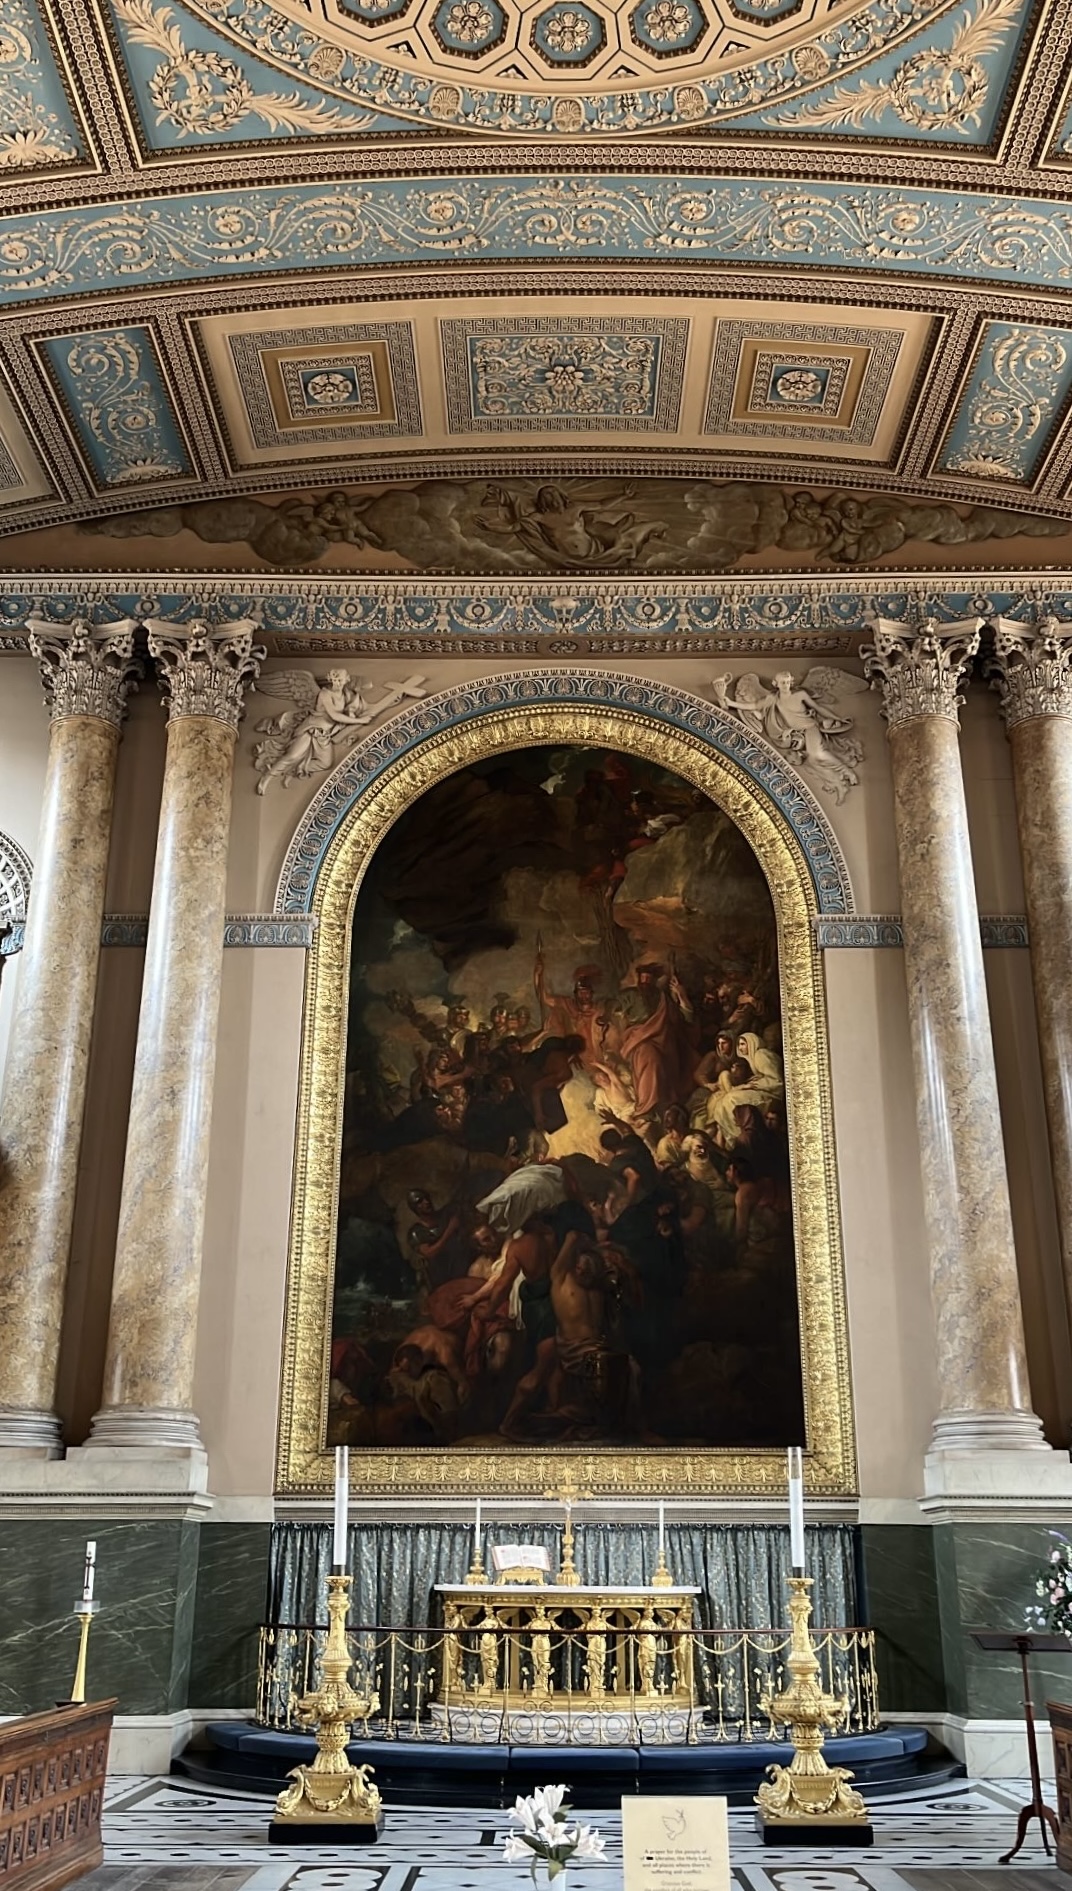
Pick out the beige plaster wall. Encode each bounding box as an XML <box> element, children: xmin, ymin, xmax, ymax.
<box><xmin>2</xmin><ymin>648</ymin><xmax>1066</xmax><ymax>1496</ymax></box>
<box><xmin>0</xmin><ymin>659</ymin><xmax>50</xmax><ymax>1084</ymax></box>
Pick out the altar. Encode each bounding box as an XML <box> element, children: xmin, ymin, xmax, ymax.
<box><xmin>433</xmin><ymin>1580</ymin><xmax>701</xmax><ymax>1739</ymax></box>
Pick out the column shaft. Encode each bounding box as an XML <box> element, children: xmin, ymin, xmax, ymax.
<box><xmin>0</xmin><ymin>624</ymin><xmax>137</xmax><ymax>1451</ymax></box>
<box><xmin>865</xmin><ymin>618</ymin><xmax>1044</xmax><ymax>1457</ymax></box>
<box><xmin>890</xmin><ymin>714</ymin><xmax>1035</xmax><ymax>1433</ymax></box>
<box><xmin>989</xmin><ymin>617</ymin><xmax>1072</xmax><ymax>1347</ymax></box>
<box><xmin>90</xmin><ymin>621</ymin><xmax>261</xmax><ymax>1452</ymax></box>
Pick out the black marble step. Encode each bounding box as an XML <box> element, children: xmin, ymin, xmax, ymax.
<box><xmin>175</xmin><ymin>1723</ymin><xmax>960</xmax><ymax>1807</ymax></box>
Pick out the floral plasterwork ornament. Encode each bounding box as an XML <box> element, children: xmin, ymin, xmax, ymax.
<box><xmin>710</xmin><ymin>669</ymin><xmax>867</xmax><ymax>802</ymax></box>
<box><xmin>861</xmin><ymin>616</ymin><xmax>983</xmax><ymax>726</ymax></box>
<box><xmin>113</xmin><ymin>0</ymin><xmax>375</xmax><ymax>137</ymax></box>
<box><xmin>765</xmin><ymin>0</ymin><xmax>1021</xmax><ymax>133</ymax></box>
<box><xmin>252</xmin><ymin>669</ymin><xmax>429</xmax><ymax>791</ymax></box>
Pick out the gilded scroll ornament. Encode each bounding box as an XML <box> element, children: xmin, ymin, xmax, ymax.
<box><xmin>861</xmin><ymin>616</ymin><xmax>982</xmax><ymax>725</ymax></box>
<box><xmin>146</xmin><ymin>618</ymin><xmax>265</xmax><ymax>729</ymax></box>
<box><xmin>987</xmin><ymin>616</ymin><xmax>1072</xmax><ymax>726</ymax></box>
<box><xmin>26</xmin><ymin>616</ymin><xmax>141</xmax><ymax>727</ymax></box>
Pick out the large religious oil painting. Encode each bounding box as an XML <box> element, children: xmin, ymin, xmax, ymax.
<box><xmin>324</xmin><ymin>742</ymin><xmax>806</xmax><ymax>1459</ymax></box>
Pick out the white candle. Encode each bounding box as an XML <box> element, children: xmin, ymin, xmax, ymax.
<box><xmin>657</xmin><ymin>1500</ymin><xmax>665</xmax><ymax>1559</ymax></box>
<box><xmin>475</xmin><ymin>1496</ymin><xmax>482</xmax><ymax>1562</ymax></box>
<box><xmin>82</xmin><ymin>1541</ymin><xmax>96</xmax><ymax>1606</ymax></box>
<box><xmin>333</xmin><ymin>1446</ymin><xmax>349</xmax><ymax>1569</ymax></box>
<box><xmin>788</xmin><ymin>1446</ymin><xmax>805</xmax><ymax>1570</ymax></box>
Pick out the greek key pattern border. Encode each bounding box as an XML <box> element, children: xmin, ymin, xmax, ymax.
<box><xmin>2</xmin><ymin>914</ymin><xmax>317</xmax><ymax>953</ymax></box>
<box><xmin>813</xmin><ymin>914</ymin><xmax>1030</xmax><ymax>946</ymax></box>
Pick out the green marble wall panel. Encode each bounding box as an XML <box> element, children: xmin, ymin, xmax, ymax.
<box><xmin>189</xmin><ymin>1523</ymin><xmax>271</xmax><ymax>1709</ymax></box>
<box><xmin>0</xmin><ymin>1519</ymin><xmax>199</xmax><ymax>1716</ymax></box>
<box><xmin>859</xmin><ymin>1524</ymin><xmax>947</xmax><ymax>1714</ymax></box>
<box><xmin>935</xmin><ymin>1521</ymin><xmax>1072</xmax><ymax>1721</ymax></box>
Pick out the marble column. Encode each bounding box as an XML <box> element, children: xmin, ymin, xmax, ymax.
<box><xmin>88</xmin><ymin>620</ymin><xmax>262</xmax><ymax>1455</ymax></box>
<box><xmin>0</xmin><ymin>620</ymin><xmax>140</xmax><ymax>1453</ymax></box>
<box><xmin>863</xmin><ymin>618</ymin><xmax>1046</xmax><ymax>1459</ymax></box>
<box><xmin>987</xmin><ymin>616</ymin><xmax>1072</xmax><ymax>1344</ymax></box>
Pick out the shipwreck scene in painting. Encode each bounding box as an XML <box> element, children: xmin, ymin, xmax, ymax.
<box><xmin>327</xmin><ymin>745</ymin><xmax>804</xmax><ymax>1453</ymax></box>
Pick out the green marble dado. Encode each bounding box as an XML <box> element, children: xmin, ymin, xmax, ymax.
<box><xmin>934</xmin><ymin>1520</ymin><xmax>1072</xmax><ymax>1720</ymax></box>
<box><xmin>0</xmin><ymin>1518</ymin><xmax>269</xmax><ymax>1717</ymax></box>
<box><xmin>859</xmin><ymin>1524</ymin><xmax>947</xmax><ymax>1714</ymax></box>
<box><xmin>190</xmin><ymin>1522</ymin><xmax>271</xmax><ymax>1709</ymax></box>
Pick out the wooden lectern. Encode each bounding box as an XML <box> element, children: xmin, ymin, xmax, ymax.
<box><xmin>970</xmin><ymin>1630</ymin><xmax>1067</xmax><ymax>1862</ymax></box>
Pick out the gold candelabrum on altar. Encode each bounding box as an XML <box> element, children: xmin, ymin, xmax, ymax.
<box><xmin>754</xmin><ymin>1575</ymin><xmax>871</xmax><ymax>1840</ymax></box>
<box><xmin>270</xmin><ymin>1574</ymin><xmax>384</xmax><ymax>1843</ymax></box>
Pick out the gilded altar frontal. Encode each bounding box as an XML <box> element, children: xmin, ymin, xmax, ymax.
<box><xmin>277</xmin><ymin>707</ymin><xmax>854</xmax><ymax>1496</ymax></box>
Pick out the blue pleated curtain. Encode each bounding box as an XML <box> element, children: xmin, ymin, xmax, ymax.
<box><xmin>268</xmin><ymin>1519</ymin><xmax>860</xmax><ymax>1628</ymax></box>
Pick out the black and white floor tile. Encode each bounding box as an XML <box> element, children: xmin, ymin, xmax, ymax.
<box><xmin>85</xmin><ymin>1777</ymin><xmax>1065</xmax><ymax>1891</ymax></box>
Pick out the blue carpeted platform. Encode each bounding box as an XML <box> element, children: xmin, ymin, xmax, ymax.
<box><xmin>177</xmin><ymin>1720</ymin><xmax>951</xmax><ymax>1807</ymax></box>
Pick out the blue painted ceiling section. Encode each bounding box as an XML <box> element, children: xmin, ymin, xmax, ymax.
<box><xmin>938</xmin><ymin>322</ymin><xmax>1072</xmax><ymax>483</ymax></box>
<box><xmin>1</xmin><ymin>0</ymin><xmax>85</xmax><ymax>168</ymax></box>
<box><xmin>4</xmin><ymin>177</ymin><xmax>1072</xmax><ymax>300</ymax></box>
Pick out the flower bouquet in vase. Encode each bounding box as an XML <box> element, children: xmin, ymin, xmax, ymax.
<box><xmin>503</xmin><ymin>1786</ymin><xmax>606</xmax><ymax>1883</ymax></box>
<box><xmin>1028</xmin><ymin>1533</ymin><xmax>1072</xmax><ymax>1636</ymax></box>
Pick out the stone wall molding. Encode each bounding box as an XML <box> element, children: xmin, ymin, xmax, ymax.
<box><xmin>26</xmin><ymin>616</ymin><xmax>141</xmax><ymax>727</ymax></box>
<box><xmin>145</xmin><ymin>619</ymin><xmax>265</xmax><ymax>730</ymax></box>
<box><xmin>861</xmin><ymin>615</ymin><xmax>983</xmax><ymax>726</ymax></box>
<box><xmin>986</xmin><ymin>615</ymin><xmax>1072</xmax><ymax>726</ymax></box>
<box><xmin>812</xmin><ymin>915</ymin><xmax>1029</xmax><ymax>947</ymax></box>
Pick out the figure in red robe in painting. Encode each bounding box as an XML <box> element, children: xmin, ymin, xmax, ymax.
<box><xmin>618</xmin><ymin>962</ymin><xmax>696</xmax><ymax>1124</ymax></box>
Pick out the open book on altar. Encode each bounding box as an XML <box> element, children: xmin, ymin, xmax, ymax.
<box><xmin>491</xmin><ymin>1544</ymin><xmax>552</xmax><ymax>1583</ymax></box>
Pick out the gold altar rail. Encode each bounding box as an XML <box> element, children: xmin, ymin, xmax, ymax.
<box><xmin>255</xmin><ymin>1622</ymin><xmax>879</xmax><ymax>1744</ymax></box>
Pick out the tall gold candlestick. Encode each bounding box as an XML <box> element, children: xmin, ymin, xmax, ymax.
<box><xmin>270</xmin><ymin>1573</ymin><xmax>384</xmax><ymax>1842</ymax></box>
<box><xmin>755</xmin><ymin>1575</ymin><xmax>871</xmax><ymax>1841</ymax></box>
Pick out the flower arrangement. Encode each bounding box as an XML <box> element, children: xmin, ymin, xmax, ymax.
<box><xmin>503</xmin><ymin>1785</ymin><xmax>606</xmax><ymax>1881</ymax></box>
<box><xmin>1027</xmin><ymin>1533</ymin><xmax>1072</xmax><ymax>1636</ymax></box>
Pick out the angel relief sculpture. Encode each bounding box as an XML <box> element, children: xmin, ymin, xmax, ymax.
<box><xmin>252</xmin><ymin>668</ymin><xmax>427</xmax><ymax>792</ymax></box>
<box><xmin>710</xmin><ymin>669</ymin><xmax>867</xmax><ymax>802</ymax></box>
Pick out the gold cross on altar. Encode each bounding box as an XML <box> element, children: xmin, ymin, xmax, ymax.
<box><xmin>543</xmin><ymin>1467</ymin><xmax>592</xmax><ymax>1510</ymax></box>
<box><xmin>543</xmin><ymin>1468</ymin><xmax>592</xmax><ymax>1586</ymax></box>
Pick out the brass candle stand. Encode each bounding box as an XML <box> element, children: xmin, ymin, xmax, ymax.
<box><xmin>270</xmin><ymin>1573</ymin><xmax>384</xmax><ymax>1844</ymax></box>
<box><xmin>754</xmin><ymin>1575</ymin><xmax>872</xmax><ymax>1846</ymax></box>
<box><xmin>65</xmin><ymin>1601</ymin><xmax>98</xmax><ymax>1706</ymax></box>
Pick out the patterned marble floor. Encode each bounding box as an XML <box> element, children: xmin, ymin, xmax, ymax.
<box><xmin>87</xmin><ymin>1774</ymin><xmax>1068</xmax><ymax>1891</ymax></box>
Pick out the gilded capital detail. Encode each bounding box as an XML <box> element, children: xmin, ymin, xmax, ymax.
<box><xmin>986</xmin><ymin>616</ymin><xmax>1072</xmax><ymax>726</ymax></box>
<box><xmin>26</xmin><ymin>617</ymin><xmax>141</xmax><ymax>727</ymax></box>
<box><xmin>861</xmin><ymin>616</ymin><xmax>982</xmax><ymax>727</ymax></box>
<box><xmin>146</xmin><ymin>619</ymin><xmax>265</xmax><ymax>730</ymax></box>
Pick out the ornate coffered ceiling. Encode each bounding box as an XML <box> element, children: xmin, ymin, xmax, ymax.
<box><xmin>6</xmin><ymin>0</ymin><xmax>1072</xmax><ymax>577</ymax></box>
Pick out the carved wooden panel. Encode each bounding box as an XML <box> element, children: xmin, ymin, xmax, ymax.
<box><xmin>0</xmin><ymin>1701</ymin><xmax>115</xmax><ymax>1891</ymax></box>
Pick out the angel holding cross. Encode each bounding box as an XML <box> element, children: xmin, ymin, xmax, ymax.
<box><xmin>252</xmin><ymin>667</ymin><xmax>427</xmax><ymax>792</ymax></box>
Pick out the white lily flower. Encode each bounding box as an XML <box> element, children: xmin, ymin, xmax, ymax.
<box><xmin>503</xmin><ymin>1834</ymin><xmax>535</xmax><ymax>1863</ymax></box>
<box><xmin>573</xmin><ymin>1827</ymin><xmax>607</xmax><ymax>1859</ymax></box>
<box><xmin>512</xmin><ymin>1795</ymin><xmax>540</xmax><ymax>1833</ymax></box>
<box><xmin>537</xmin><ymin>1809</ymin><xmax>564</xmax><ymax>1842</ymax></box>
<box><xmin>537</xmin><ymin>1785</ymin><xmax>568</xmax><ymax>1818</ymax></box>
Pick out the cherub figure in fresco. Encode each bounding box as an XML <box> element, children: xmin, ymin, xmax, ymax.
<box><xmin>476</xmin><ymin>482</ymin><xmax>666</xmax><ymax>569</ymax></box>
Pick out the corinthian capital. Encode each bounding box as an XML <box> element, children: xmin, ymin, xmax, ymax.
<box><xmin>986</xmin><ymin>615</ymin><xmax>1072</xmax><ymax>726</ymax></box>
<box><xmin>145</xmin><ymin>618</ymin><xmax>265</xmax><ymax>731</ymax></box>
<box><xmin>861</xmin><ymin>616</ymin><xmax>982</xmax><ymax>727</ymax></box>
<box><xmin>26</xmin><ymin>616</ymin><xmax>141</xmax><ymax>727</ymax></box>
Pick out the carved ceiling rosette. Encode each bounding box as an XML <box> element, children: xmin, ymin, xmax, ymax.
<box><xmin>986</xmin><ymin>615</ymin><xmax>1072</xmax><ymax>725</ymax></box>
<box><xmin>25</xmin><ymin>615</ymin><xmax>141</xmax><ymax>726</ymax></box>
<box><xmin>861</xmin><ymin>615</ymin><xmax>983</xmax><ymax>726</ymax></box>
<box><xmin>145</xmin><ymin>618</ymin><xmax>265</xmax><ymax>729</ymax></box>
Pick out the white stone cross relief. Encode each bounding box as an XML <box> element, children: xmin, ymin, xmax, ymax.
<box><xmin>709</xmin><ymin>668</ymin><xmax>868</xmax><ymax>803</ymax></box>
<box><xmin>251</xmin><ymin>668</ymin><xmax>427</xmax><ymax>792</ymax></box>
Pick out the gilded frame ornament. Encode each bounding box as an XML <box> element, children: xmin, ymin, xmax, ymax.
<box><xmin>275</xmin><ymin>697</ymin><xmax>856</xmax><ymax>1498</ymax></box>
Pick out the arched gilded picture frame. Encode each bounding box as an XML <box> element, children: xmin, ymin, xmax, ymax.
<box><xmin>276</xmin><ymin>677</ymin><xmax>855</xmax><ymax>1496</ymax></box>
